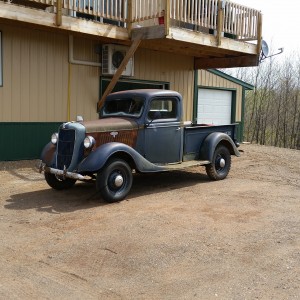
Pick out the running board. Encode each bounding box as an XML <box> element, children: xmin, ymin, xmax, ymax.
<box><xmin>156</xmin><ymin>160</ymin><xmax>210</xmax><ymax>171</ymax></box>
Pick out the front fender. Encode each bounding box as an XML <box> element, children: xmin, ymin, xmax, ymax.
<box><xmin>41</xmin><ymin>142</ymin><xmax>56</xmax><ymax>167</ymax></box>
<box><xmin>199</xmin><ymin>132</ymin><xmax>240</xmax><ymax>162</ymax></box>
<box><xmin>77</xmin><ymin>142</ymin><xmax>166</xmax><ymax>173</ymax></box>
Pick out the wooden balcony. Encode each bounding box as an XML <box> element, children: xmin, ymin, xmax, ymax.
<box><xmin>0</xmin><ymin>0</ymin><xmax>262</xmax><ymax>68</ymax></box>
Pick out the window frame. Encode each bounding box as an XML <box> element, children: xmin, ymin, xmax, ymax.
<box><xmin>147</xmin><ymin>97</ymin><xmax>179</xmax><ymax>122</ymax></box>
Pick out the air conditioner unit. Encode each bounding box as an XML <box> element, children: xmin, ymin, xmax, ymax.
<box><xmin>102</xmin><ymin>44</ymin><xmax>134</xmax><ymax>77</ymax></box>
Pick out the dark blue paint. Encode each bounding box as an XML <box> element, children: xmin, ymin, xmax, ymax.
<box><xmin>77</xmin><ymin>142</ymin><xmax>166</xmax><ymax>173</ymax></box>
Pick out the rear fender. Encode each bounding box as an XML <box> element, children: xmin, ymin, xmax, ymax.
<box><xmin>199</xmin><ymin>132</ymin><xmax>240</xmax><ymax>162</ymax></box>
<box><xmin>77</xmin><ymin>142</ymin><xmax>166</xmax><ymax>173</ymax></box>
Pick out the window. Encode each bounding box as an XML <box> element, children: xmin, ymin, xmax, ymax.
<box><xmin>102</xmin><ymin>96</ymin><xmax>145</xmax><ymax>118</ymax></box>
<box><xmin>0</xmin><ymin>32</ymin><xmax>2</xmax><ymax>86</ymax></box>
<box><xmin>148</xmin><ymin>98</ymin><xmax>178</xmax><ymax>120</ymax></box>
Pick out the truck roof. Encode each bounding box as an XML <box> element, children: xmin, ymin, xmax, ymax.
<box><xmin>106</xmin><ymin>89</ymin><xmax>182</xmax><ymax>100</ymax></box>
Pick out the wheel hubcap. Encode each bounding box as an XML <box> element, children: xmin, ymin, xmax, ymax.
<box><xmin>219</xmin><ymin>158</ymin><xmax>226</xmax><ymax>168</ymax></box>
<box><xmin>114</xmin><ymin>174</ymin><xmax>124</xmax><ymax>188</ymax></box>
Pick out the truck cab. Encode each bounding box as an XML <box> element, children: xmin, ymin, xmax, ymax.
<box><xmin>40</xmin><ymin>89</ymin><xmax>240</xmax><ymax>202</ymax></box>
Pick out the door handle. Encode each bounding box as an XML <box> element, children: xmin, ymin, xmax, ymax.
<box><xmin>176</xmin><ymin>127</ymin><xmax>181</xmax><ymax>131</ymax></box>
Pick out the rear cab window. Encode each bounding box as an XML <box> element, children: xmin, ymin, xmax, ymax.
<box><xmin>147</xmin><ymin>97</ymin><xmax>179</xmax><ymax>121</ymax></box>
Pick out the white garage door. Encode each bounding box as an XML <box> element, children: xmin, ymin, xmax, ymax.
<box><xmin>197</xmin><ymin>89</ymin><xmax>232</xmax><ymax>125</ymax></box>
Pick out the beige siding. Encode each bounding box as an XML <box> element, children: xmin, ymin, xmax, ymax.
<box><xmin>70</xmin><ymin>64</ymin><xmax>100</xmax><ymax>121</ymax></box>
<box><xmin>0</xmin><ymin>25</ymin><xmax>67</xmax><ymax>122</ymax></box>
<box><xmin>198</xmin><ymin>69</ymin><xmax>243</xmax><ymax>122</ymax></box>
<box><xmin>0</xmin><ymin>25</ymin><xmax>100</xmax><ymax>122</ymax></box>
<box><xmin>0</xmin><ymin>24</ymin><xmax>194</xmax><ymax>122</ymax></box>
<box><xmin>70</xmin><ymin>36</ymin><xmax>101</xmax><ymax>121</ymax></box>
<box><xmin>134</xmin><ymin>48</ymin><xmax>194</xmax><ymax>121</ymax></box>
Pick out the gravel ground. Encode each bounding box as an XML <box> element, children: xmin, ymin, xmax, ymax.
<box><xmin>0</xmin><ymin>144</ymin><xmax>299</xmax><ymax>299</ymax></box>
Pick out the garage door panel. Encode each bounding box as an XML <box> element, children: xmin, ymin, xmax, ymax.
<box><xmin>197</xmin><ymin>89</ymin><xmax>232</xmax><ymax>125</ymax></box>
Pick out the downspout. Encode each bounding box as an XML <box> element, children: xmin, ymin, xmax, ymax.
<box><xmin>67</xmin><ymin>63</ymin><xmax>71</xmax><ymax>121</ymax></box>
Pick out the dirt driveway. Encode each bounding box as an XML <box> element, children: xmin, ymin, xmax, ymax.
<box><xmin>0</xmin><ymin>144</ymin><xmax>299</xmax><ymax>299</ymax></box>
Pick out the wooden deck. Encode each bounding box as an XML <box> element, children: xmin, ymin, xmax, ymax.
<box><xmin>0</xmin><ymin>0</ymin><xmax>262</xmax><ymax>68</ymax></box>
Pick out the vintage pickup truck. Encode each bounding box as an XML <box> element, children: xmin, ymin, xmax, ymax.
<box><xmin>40</xmin><ymin>89</ymin><xmax>240</xmax><ymax>202</ymax></box>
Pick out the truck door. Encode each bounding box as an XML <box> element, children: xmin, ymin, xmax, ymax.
<box><xmin>144</xmin><ymin>97</ymin><xmax>182</xmax><ymax>163</ymax></box>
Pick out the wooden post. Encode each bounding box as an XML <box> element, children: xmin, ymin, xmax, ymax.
<box><xmin>97</xmin><ymin>39</ymin><xmax>141</xmax><ymax>112</ymax></box>
<box><xmin>164</xmin><ymin>0</ymin><xmax>170</xmax><ymax>36</ymax></box>
<box><xmin>56</xmin><ymin>0</ymin><xmax>62</xmax><ymax>26</ymax></box>
<box><xmin>257</xmin><ymin>12</ymin><xmax>263</xmax><ymax>55</ymax></box>
<box><xmin>127</xmin><ymin>0</ymin><xmax>133</xmax><ymax>37</ymax></box>
<box><xmin>216</xmin><ymin>0</ymin><xmax>224</xmax><ymax>46</ymax></box>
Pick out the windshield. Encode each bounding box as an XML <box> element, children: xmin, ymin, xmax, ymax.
<box><xmin>102</xmin><ymin>97</ymin><xmax>145</xmax><ymax>118</ymax></box>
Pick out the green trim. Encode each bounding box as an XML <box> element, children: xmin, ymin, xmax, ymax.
<box><xmin>0</xmin><ymin>122</ymin><xmax>62</xmax><ymax>161</ymax></box>
<box><xmin>196</xmin><ymin>86</ymin><xmax>237</xmax><ymax>126</ymax></box>
<box><xmin>207</xmin><ymin>69</ymin><xmax>254</xmax><ymax>90</ymax></box>
<box><xmin>239</xmin><ymin>87</ymin><xmax>246</xmax><ymax>142</ymax></box>
<box><xmin>194</xmin><ymin>85</ymin><xmax>237</xmax><ymax>123</ymax></box>
<box><xmin>198</xmin><ymin>85</ymin><xmax>237</xmax><ymax>92</ymax></box>
<box><xmin>231</xmin><ymin>90</ymin><xmax>237</xmax><ymax>124</ymax></box>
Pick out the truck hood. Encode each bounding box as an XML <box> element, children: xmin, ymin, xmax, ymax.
<box><xmin>82</xmin><ymin>117</ymin><xmax>138</xmax><ymax>133</ymax></box>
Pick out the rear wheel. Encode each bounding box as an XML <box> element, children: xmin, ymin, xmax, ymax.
<box><xmin>96</xmin><ymin>159</ymin><xmax>133</xmax><ymax>203</ymax></box>
<box><xmin>45</xmin><ymin>172</ymin><xmax>76</xmax><ymax>190</ymax></box>
<box><xmin>205</xmin><ymin>145</ymin><xmax>231</xmax><ymax>180</ymax></box>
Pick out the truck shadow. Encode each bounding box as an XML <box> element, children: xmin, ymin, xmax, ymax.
<box><xmin>131</xmin><ymin>170</ymin><xmax>209</xmax><ymax>195</ymax></box>
<box><xmin>5</xmin><ymin>170</ymin><xmax>210</xmax><ymax>214</ymax></box>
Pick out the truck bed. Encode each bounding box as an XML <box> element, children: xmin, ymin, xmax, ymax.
<box><xmin>183</xmin><ymin>123</ymin><xmax>237</xmax><ymax>161</ymax></box>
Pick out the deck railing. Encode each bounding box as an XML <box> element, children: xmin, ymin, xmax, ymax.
<box><xmin>223</xmin><ymin>1</ymin><xmax>260</xmax><ymax>40</ymax></box>
<box><xmin>7</xmin><ymin>0</ymin><xmax>262</xmax><ymax>41</ymax></box>
<box><xmin>63</xmin><ymin>0</ymin><xmax>128</xmax><ymax>22</ymax></box>
<box><xmin>131</xmin><ymin>0</ymin><xmax>165</xmax><ymax>22</ymax></box>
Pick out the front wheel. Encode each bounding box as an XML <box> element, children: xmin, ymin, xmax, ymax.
<box><xmin>96</xmin><ymin>159</ymin><xmax>133</xmax><ymax>203</ymax></box>
<box><xmin>205</xmin><ymin>145</ymin><xmax>231</xmax><ymax>180</ymax></box>
<box><xmin>45</xmin><ymin>172</ymin><xmax>76</xmax><ymax>190</ymax></box>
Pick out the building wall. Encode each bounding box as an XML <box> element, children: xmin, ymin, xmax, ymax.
<box><xmin>0</xmin><ymin>24</ymin><xmax>102</xmax><ymax>122</ymax></box>
<box><xmin>0</xmin><ymin>24</ymin><xmax>68</xmax><ymax>122</ymax></box>
<box><xmin>198</xmin><ymin>69</ymin><xmax>243</xmax><ymax>122</ymax></box>
<box><xmin>134</xmin><ymin>48</ymin><xmax>194</xmax><ymax>121</ymax></box>
<box><xmin>0</xmin><ymin>23</ymin><xmax>194</xmax><ymax>160</ymax></box>
<box><xmin>0</xmin><ymin>24</ymin><xmax>194</xmax><ymax>123</ymax></box>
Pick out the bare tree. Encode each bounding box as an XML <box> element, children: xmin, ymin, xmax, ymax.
<box><xmin>223</xmin><ymin>50</ymin><xmax>300</xmax><ymax>150</ymax></box>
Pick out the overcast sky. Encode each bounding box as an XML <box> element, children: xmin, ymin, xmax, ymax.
<box><xmin>236</xmin><ymin>0</ymin><xmax>299</xmax><ymax>58</ymax></box>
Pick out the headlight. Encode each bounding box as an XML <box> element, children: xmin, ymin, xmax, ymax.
<box><xmin>84</xmin><ymin>136</ymin><xmax>95</xmax><ymax>149</ymax></box>
<box><xmin>51</xmin><ymin>133</ymin><xmax>58</xmax><ymax>145</ymax></box>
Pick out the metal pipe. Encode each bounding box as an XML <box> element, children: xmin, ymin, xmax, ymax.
<box><xmin>68</xmin><ymin>35</ymin><xmax>102</xmax><ymax>67</ymax></box>
<box><xmin>67</xmin><ymin>63</ymin><xmax>71</xmax><ymax>121</ymax></box>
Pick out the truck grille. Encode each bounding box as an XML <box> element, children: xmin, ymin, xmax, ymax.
<box><xmin>56</xmin><ymin>128</ymin><xmax>75</xmax><ymax>170</ymax></box>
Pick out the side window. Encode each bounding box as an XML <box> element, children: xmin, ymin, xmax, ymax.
<box><xmin>0</xmin><ymin>32</ymin><xmax>2</xmax><ymax>87</ymax></box>
<box><xmin>148</xmin><ymin>98</ymin><xmax>178</xmax><ymax>120</ymax></box>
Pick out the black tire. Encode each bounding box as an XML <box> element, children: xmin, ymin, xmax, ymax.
<box><xmin>45</xmin><ymin>172</ymin><xmax>76</xmax><ymax>190</ymax></box>
<box><xmin>205</xmin><ymin>145</ymin><xmax>231</xmax><ymax>180</ymax></box>
<box><xmin>96</xmin><ymin>159</ymin><xmax>133</xmax><ymax>203</ymax></box>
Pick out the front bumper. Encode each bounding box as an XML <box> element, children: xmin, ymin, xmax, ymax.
<box><xmin>39</xmin><ymin>162</ymin><xmax>87</xmax><ymax>181</ymax></box>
